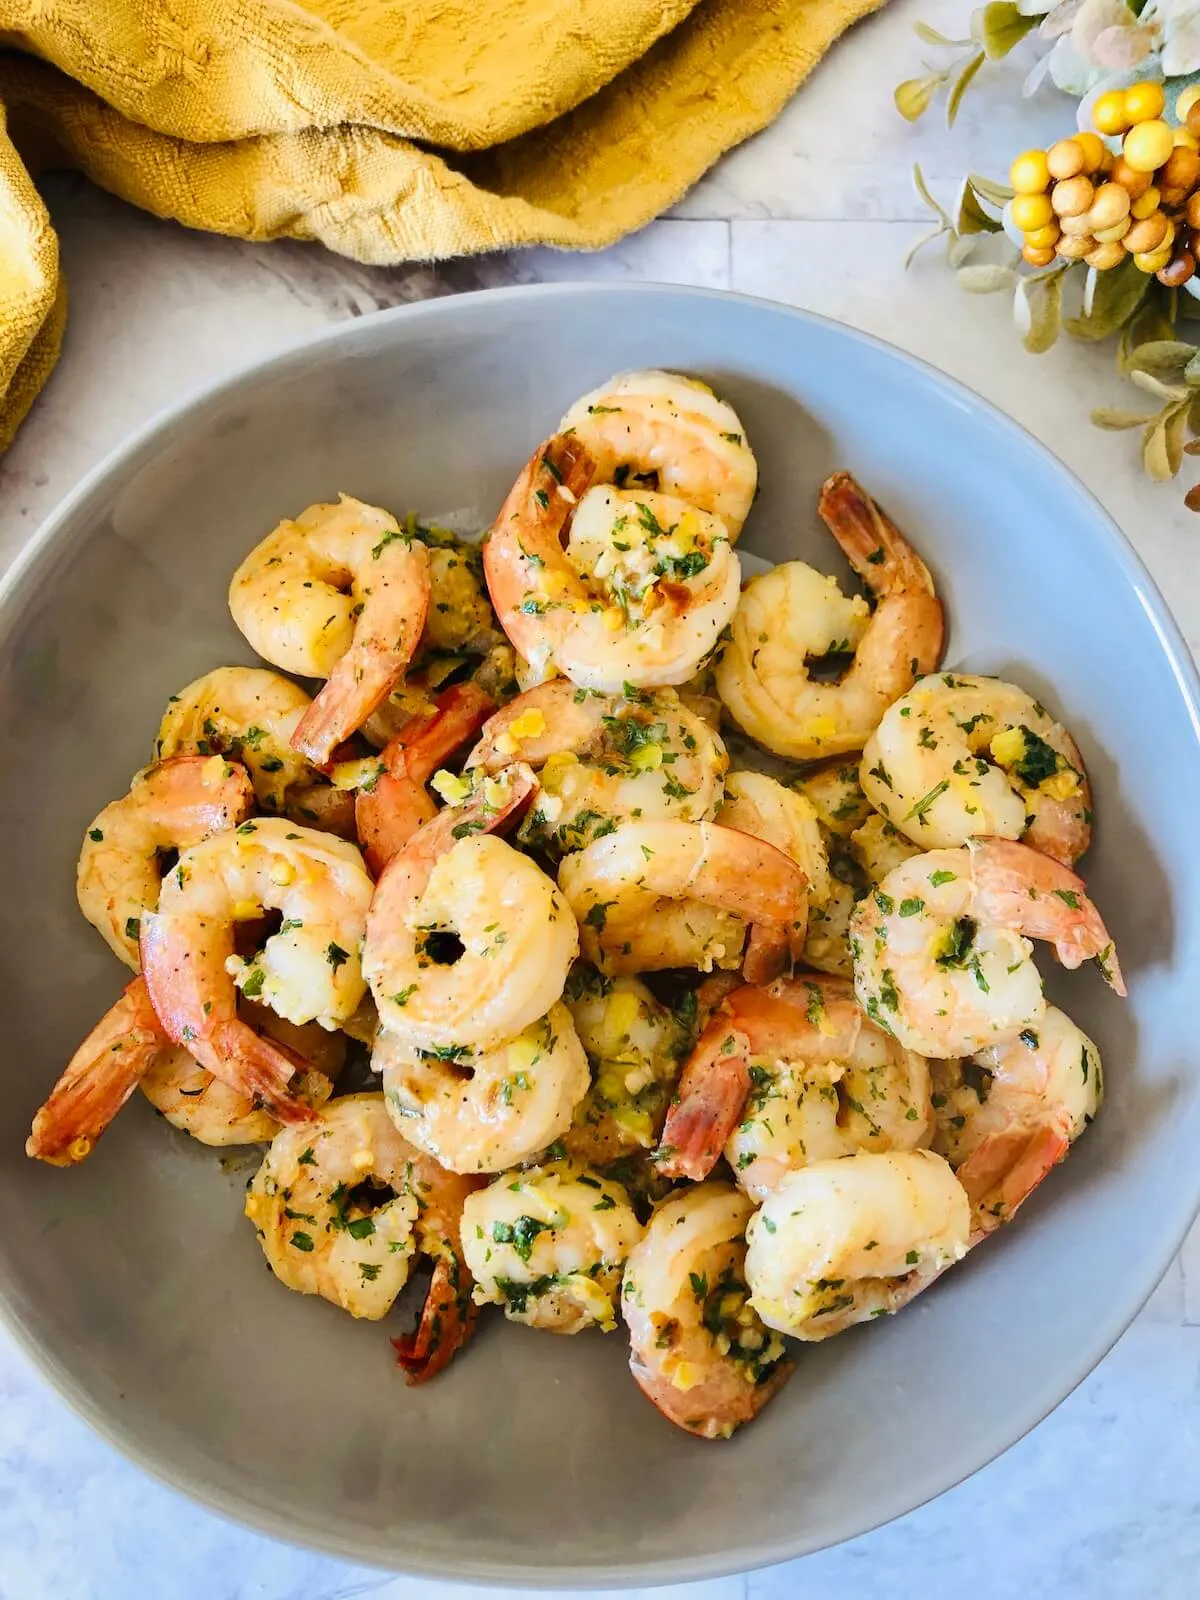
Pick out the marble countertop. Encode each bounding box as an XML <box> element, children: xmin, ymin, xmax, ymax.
<box><xmin>2</xmin><ymin>3</ymin><xmax>1198</xmax><ymax>1595</ymax></box>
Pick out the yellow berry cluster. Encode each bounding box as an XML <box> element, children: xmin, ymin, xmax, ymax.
<box><xmin>1010</xmin><ymin>82</ymin><xmax>1200</xmax><ymax>286</ymax></box>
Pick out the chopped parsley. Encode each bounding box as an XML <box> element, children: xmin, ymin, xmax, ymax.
<box><xmin>1008</xmin><ymin>726</ymin><xmax>1062</xmax><ymax>788</ymax></box>
<box><xmin>904</xmin><ymin>779</ymin><xmax>949</xmax><ymax>824</ymax></box>
<box><xmin>492</xmin><ymin>1215</ymin><xmax>554</xmax><ymax>1262</ymax></box>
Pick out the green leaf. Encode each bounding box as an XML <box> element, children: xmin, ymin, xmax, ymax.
<box><xmin>1119</xmin><ymin>300</ymin><xmax>1179</xmax><ymax>374</ymax></box>
<box><xmin>1127</xmin><ymin>340</ymin><xmax>1196</xmax><ymax>380</ymax></box>
<box><xmin>1091</xmin><ymin>406</ymin><xmax>1163</xmax><ymax>430</ymax></box>
<box><xmin>968</xmin><ymin>172</ymin><xmax>1015</xmax><ymax>208</ymax></box>
<box><xmin>978</xmin><ymin>1</ymin><xmax>1039</xmax><ymax>57</ymax></box>
<box><xmin>956</xmin><ymin>179</ymin><xmax>1002</xmax><ymax>236</ymax></box>
<box><xmin>1185</xmin><ymin>351</ymin><xmax>1200</xmax><ymax>386</ymax></box>
<box><xmin>948</xmin><ymin>234</ymin><xmax>977</xmax><ymax>268</ymax></box>
<box><xmin>913</xmin><ymin>20</ymin><xmax>970</xmax><ymax>46</ymax></box>
<box><xmin>1015</xmin><ymin>270</ymin><xmax>1063</xmax><ymax>355</ymax></box>
<box><xmin>947</xmin><ymin>51</ymin><xmax>986</xmax><ymax>126</ymax></box>
<box><xmin>895</xmin><ymin>74</ymin><xmax>942</xmax><ymax>121</ymax></box>
<box><xmin>1065</xmin><ymin>256</ymin><xmax>1150</xmax><ymax>342</ymax></box>
<box><xmin>957</xmin><ymin>263</ymin><xmax>1017</xmax><ymax>294</ymax></box>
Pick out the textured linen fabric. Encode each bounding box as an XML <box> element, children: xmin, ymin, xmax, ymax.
<box><xmin>0</xmin><ymin>0</ymin><xmax>885</xmax><ymax>448</ymax></box>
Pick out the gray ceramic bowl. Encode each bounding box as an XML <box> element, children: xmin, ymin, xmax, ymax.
<box><xmin>3</xmin><ymin>285</ymin><xmax>1199</xmax><ymax>1585</ymax></box>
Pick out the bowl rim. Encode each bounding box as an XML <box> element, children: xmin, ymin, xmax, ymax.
<box><xmin>4</xmin><ymin>280</ymin><xmax>1199</xmax><ymax>1587</ymax></box>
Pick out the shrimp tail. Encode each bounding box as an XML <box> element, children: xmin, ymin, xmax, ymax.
<box><xmin>207</xmin><ymin>1020</ymin><xmax>316</xmax><ymax>1125</ymax></box>
<box><xmin>486</xmin><ymin>433</ymin><xmax>595</xmax><ymax>552</ymax></box>
<box><xmin>26</xmin><ymin>978</ymin><xmax>166</xmax><ymax>1166</ymax></box>
<box><xmin>817</xmin><ymin>472</ymin><xmax>936</xmax><ymax>598</ymax></box>
<box><xmin>958</xmin><ymin>1122</ymin><xmax>1072</xmax><ymax>1239</ymax></box>
<box><xmin>357</xmin><ymin>683</ymin><xmax>495</xmax><ymax>877</ymax></box>
<box><xmin>357</xmin><ymin>773</ymin><xmax>437</xmax><ymax>880</ymax></box>
<box><xmin>392</xmin><ymin>1253</ymin><xmax>478</xmax><ymax>1385</ymax></box>
<box><xmin>481</xmin><ymin>434</ymin><xmax>596</xmax><ymax>637</ymax></box>
<box><xmin>968</xmin><ymin>837</ymin><xmax>1125</xmax><ymax>994</ymax></box>
<box><xmin>748</xmin><ymin>921</ymin><xmax>793</xmax><ymax>979</ymax></box>
<box><xmin>656</xmin><ymin>1018</ymin><xmax>751</xmax><ymax>1182</ymax></box>
<box><xmin>290</xmin><ymin>540</ymin><xmax>432</xmax><ymax>768</ymax></box>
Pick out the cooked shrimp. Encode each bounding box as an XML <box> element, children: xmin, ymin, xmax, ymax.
<box><xmin>621</xmin><ymin>1183</ymin><xmax>791</xmax><ymax>1440</ymax></box>
<box><xmin>794</xmin><ymin>759</ymin><xmax>875</xmax><ymax>837</ymax></box>
<box><xmin>467</xmin><ymin>680</ymin><xmax>728</xmax><ymax>854</ymax></box>
<box><xmin>245</xmin><ymin>1095</ymin><xmax>482</xmax><ymax>1380</ymax></box>
<box><xmin>141</xmin><ymin>819</ymin><xmax>373</xmax><ymax>1120</ymax></box>
<box><xmin>373</xmin><ymin>1003</ymin><xmax>590</xmax><ymax>1174</ymax></box>
<box><xmin>716</xmin><ymin>770</ymin><xmax>832</xmax><ymax>911</ymax></box>
<box><xmin>357</xmin><ymin>517</ymin><xmax>509</xmax><ymax>749</ymax></box>
<box><xmin>76</xmin><ymin>756</ymin><xmax>255</xmax><ymax>969</ymax></box>
<box><xmin>156</xmin><ymin>665</ymin><xmax>360</xmax><ymax>841</ymax></box>
<box><xmin>26</xmin><ymin>979</ymin><xmax>165</xmax><ymax>1166</ymax></box>
<box><xmin>462</xmin><ymin>1161</ymin><xmax>643</xmax><ymax>1332</ymax></box>
<box><xmin>483</xmin><ymin>438</ymin><xmax>741</xmax><ymax>691</ymax></box>
<box><xmin>364</xmin><ymin>780</ymin><xmax>578</xmax><ymax>1052</ymax></box>
<box><xmin>355</xmin><ymin>682</ymin><xmax>495</xmax><ymax>877</ymax></box>
<box><xmin>657</xmin><ymin>975</ymin><xmax>931</xmax><ymax>1192</ymax></box>
<box><xmin>26</xmin><ymin>982</ymin><xmax>345</xmax><ymax>1164</ymax></box>
<box><xmin>560</xmin><ymin>370</ymin><xmax>758</xmax><ymax>540</ymax></box>
<box><xmin>715</xmin><ymin>473</ymin><xmax>944</xmax><ymax>760</ymax></box>
<box><xmin>745</xmin><ymin>1149</ymin><xmax>970</xmax><ymax>1340</ymax></box>
<box><xmin>156</xmin><ymin>667</ymin><xmax>313</xmax><ymax>812</ymax></box>
<box><xmin>417</xmin><ymin>525</ymin><xmax>505</xmax><ymax>659</ymax></box>
<box><xmin>228</xmin><ymin>495</ymin><xmax>432</xmax><ymax>766</ymax></box>
<box><xmin>786</xmin><ymin>761</ymin><xmax>919</xmax><ymax>978</ymax></box>
<box><xmin>558</xmin><ymin>820</ymin><xmax>807</xmax><ymax>984</ymax></box>
<box><xmin>860</xmin><ymin>673</ymin><xmax>1092</xmax><ymax>865</ymax></box>
<box><xmin>804</xmin><ymin>876</ymin><xmax>859</xmax><ymax>979</ymax></box>
<box><xmin>932</xmin><ymin>1004</ymin><xmax>1102</xmax><ymax>1236</ymax></box>
<box><xmin>849</xmin><ymin>813</ymin><xmax>921</xmax><ymax>884</ymax></box>
<box><xmin>361</xmin><ymin>639</ymin><xmax>513</xmax><ymax>750</ymax></box>
<box><xmin>562</xmin><ymin>967</ymin><xmax>693</xmax><ymax>1163</ymax></box>
<box><xmin>141</xmin><ymin>1007</ymin><xmax>346</xmax><ymax>1147</ymax></box>
<box><xmin>851</xmin><ymin>838</ymin><xmax>1124</xmax><ymax>1058</ymax></box>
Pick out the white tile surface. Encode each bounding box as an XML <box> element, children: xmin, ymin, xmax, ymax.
<box><xmin>2</xmin><ymin>1</ymin><xmax>1198</xmax><ymax>1590</ymax></box>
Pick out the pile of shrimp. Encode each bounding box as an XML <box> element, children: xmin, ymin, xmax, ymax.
<box><xmin>30</xmin><ymin>369</ymin><xmax>1124</xmax><ymax>1438</ymax></box>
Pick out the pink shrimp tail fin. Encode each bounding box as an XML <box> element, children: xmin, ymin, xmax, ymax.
<box><xmin>27</xmin><ymin>978</ymin><xmax>166</xmax><ymax>1166</ymax></box>
<box><xmin>817</xmin><ymin>472</ymin><xmax>937</xmax><ymax>597</ymax></box>
<box><xmin>710</xmin><ymin>825</ymin><xmax>806</xmax><ymax>985</ymax></box>
<box><xmin>485</xmin><ymin>434</ymin><xmax>596</xmax><ymax>552</ymax></box>
<box><xmin>358</xmin><ymin>773</ymin><xmax>438</xmax><ymax>878</ymax></box>
<box><xmin>207</xmin><ymin>1020</ymin><xmax>316</xmax><ymax>1125</ymax></box>
<box><xmin>958</xmin><ymin>1122</ymin><xmax>1071</xmax><ymax>1240</ymax></box>
<box><xmin>292</xmin><ymin>644</ymin><xmax>416</xmax><ymax>768</ymax></box>
<box><xmin>392</xmin><ymin>1253</ymin><xmax>478</xmax><ymax>1385</ymax></box>
<box><xmin>356</xmin><ymin>683</ymin><xmax>495</xmax><ymax>876</ymax></box>
<box><xmin>656</xmin><ymin>1018</ymin><xmax>750</xmax><ymax>1182</ymax></box>
<box><xmin>291</xmin><ymin>540</ymin><xmax>432</xmax><ymax>767</ymax></box>
<box><xmin>968</xmin><ymin>837</ymin><xmax>1125</xmax><ymax>995</ymax></box>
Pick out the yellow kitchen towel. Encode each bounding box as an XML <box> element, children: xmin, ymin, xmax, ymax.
<box><xmin>0</xmin><ymin>0</ymin><xmax>885</xmax><ymax>451</ymax></box>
